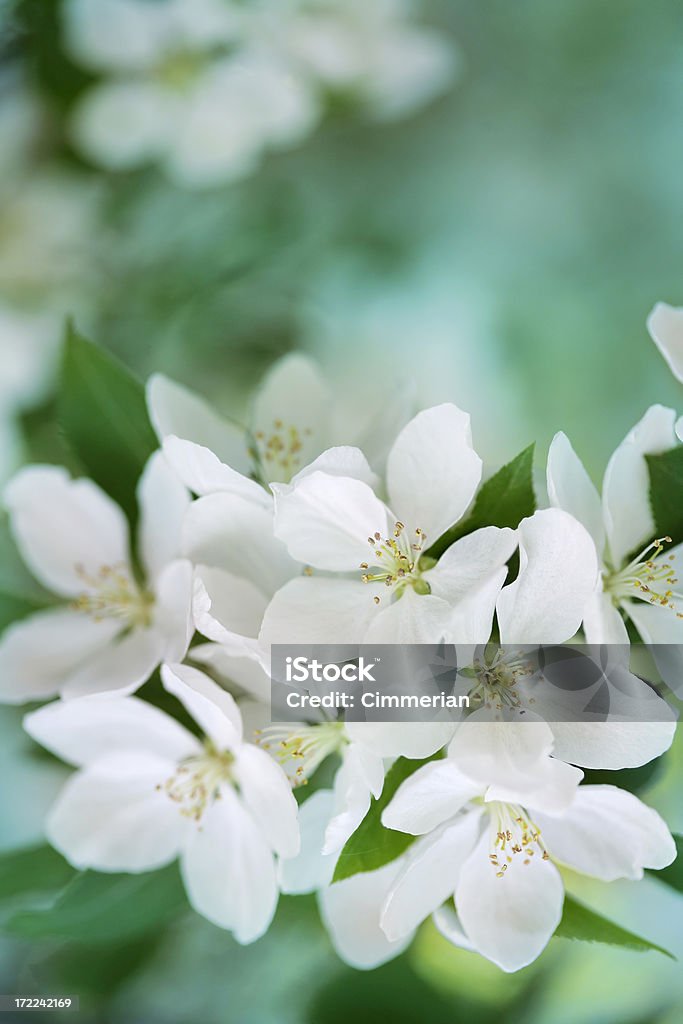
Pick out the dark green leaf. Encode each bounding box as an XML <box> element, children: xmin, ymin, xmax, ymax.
<box><xmin>59</xmin><ymin>323</ymin><xmax>158</xmax><ymax>524</ymax></box>
<box><xmin>0</xmin><ymin>845</ymin><xmax>76</xmax><ymax>904</ymax></box>
<box><xmin>647</xmin><ymin>446</ymin><xmax>683</xmax><ymax>547</ymax></box>
<box><xmin>6</xmin><ymin>863</ymin><xmax>187</xmax><ymax>943</ymax></box>
<box><xmin>555</xmin><ymin>894</ymin><xmax>674</xmax><ymax>958</ymax></box>
<box><xmin>428</xmin><ymin>445</ymin><xmax>536</xmax><ymax>559</ymax></box>
<box><xmin>650</xmin><ymin>833</ymin><xmax>683</xmax><ymax>894</ymax></box>
<box><xmin>332</xmin><ymin>755</ymin><xmax>439</xmax><ymax>883</ymax></box>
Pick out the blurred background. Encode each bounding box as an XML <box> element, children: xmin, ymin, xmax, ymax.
<box><xmin>1</xmin><ymin>0</ymin><xmax>682</xmax><ymax>1021</ymax></box>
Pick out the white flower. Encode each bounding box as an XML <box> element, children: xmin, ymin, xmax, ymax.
<box><xmin>0</xmin><ymin>453</ymin><xmax>193</xmax><ymax>702</ymax></box>
<box><xmin>380</xmin><ymin>754</ymin><xmax>675</xmax><ymax>972</ymax></box>
<box><xmin>147</xmin><ymin>352</ymin><xmax>408</xmax><ymax>496</ymax></box>
<box><xmin>260</xmin><ymin>403</ymin><xmax>598</xmax><ymax>648</ymax></box>
<box><xmin>547</xmin><ymin>407</ymin><xmax>683</xmax><ymax>693</ymax></box>
<box><xmin>23</xmin><ymin>663</ymin><xmax>299</xmax><ymax>943</ymax></box>
<box><xmin>648</xmin><ymin>301</ymin><xmax>683</xmax><ymax>385</ymax></box>
<box><xmin>63</xmin><ymin>0</ymin><xmax>455</xmax><ymax>187</ymax></box>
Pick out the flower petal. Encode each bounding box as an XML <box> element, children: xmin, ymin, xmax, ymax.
<box><xmin>4</xmin><ymin>466</ymin><xmax>130</xmax><ymax>598</ymax></box>
<box><xmin>24</xmin><ymin>694</ymin><xmax>199</xmax><ymax>767</ymax></box>
<box><xmin>162</xmin><ymin>436</ymin><xmax>269</xmax><ymax>505</ymax></box>
<box><xmin>147</xmin><ymin>373</ymin><xmax>250</xmax><ymax>473</ymax></box>
<box><xmin>46</xmin><ymin>752</ymin><xmax>188</xmax><ymax>872</ymax></box>
<box><xmin>345</xmin><ymin>721</ymin><xmax>455</xmax><ymax>760</ymax></box>
<box><xmin>183</xmin><ymin>492</ymin><xmax>296</xmax><ymax>597</ymax></box>
<box><xmin>363</xmin><ymin>589</ymin><xmax>452</xmax><ymax>644</ymax></box>
<box><xmin>547</xmin><ymin>432</ymin><xmax>605</xmax><ymax>555</ymax></box>
<box><xmin>582</xmin><ymin>588</ymin><xmax>630</xmax><ymax>645</ymax></box>
<box><xmin>193</xmin><ymin>566</ymin><xmax>268</xmax><ymax>656</ymax></box>
<box><xmin>381</xmin><ymin>810</ymin><xmax>482</xmax><ymax>941</ymax></box>
<box><xmin>386</xmin><ymin>404</ymin><xmax>482</xmax><ymax>543</ymax></box>
<box><xmin>647</xmin><ymin>302</ymin><xmax>683</xmax><ymax>384</ymax></box>
<box><xmin>625</xmin><ymin>599</ymin><xmax>683</xmax><ymax>697</ymax></box>
<box><xmin>259</xmin><ymin>577</ymin><xmax>378</xmax><ymax>647</ymax></box>
<box><xmin>273</xmin><ymin>471</ymin><xmax>390</xmax><ymax>571</ymax></box>
<box><xmin>535</xmin><ymin>785</ymin><xmax>676</xmax><ymax>881</ymax></box>
<box><xmin>233</xmin><ymin>742</ymin><xmax>300</xmax><ymax>857</ymax></box>
<box><xmin>286</xmin><ymin>446</ymin><xmax>379</xmax><ymax>491</ymax></box>
<box><xmin>161</xmin><ymin>663</ymin><xmax>242</xmax><ymax>749</ymax></box>
<box><xmin>0</xmin><ymin>608</ymin><xmax>119</xmax><ymax>705</ymax></box>
<box><xmin>71</xmin><ymin>80</ymin><xmax>175</xmax><ymax>170</ymax></box>
<box><xmin>497</xmin><ymin>509</ymin><xmax>599</xmax><ymax>644</ymax></box>
<box><xmin>181</xmin><ymin>783</ymin><xmax>278</xmax><ymax>943</ymax></box>
<box><xmin>381</xmin><ymin>758</ymin><xmax>480</xmax><ymax>836</ymax></box>
<box><xmin>319</xmin><ymin>860</ymin><xmax>414</xmax><ymax>970</ymax></box>
<box><xmin>137</xmin><ymin>451</ymin><xmax>190</xmax><ymax>582</ymax></box>
<box><xmin>60</xmin><ymin>627</ymin><xmax>164</xmax><ymax>699</ymax></box>
<box><xmin>456</xmin><ymin>829</ymin><xmax>564</xmax><ymax>972</ymax></box>
<box><xmin>154</xmin><ymin>559</ymin><xmax>194</xmax><ymax>663</ymax></box>
<box><xmin>602</xmin><ymin>405</ymin><xmax>677</xmax><ymax>568</ymax></box>
<box><xmin>278</xmin><ymin>788</ymin><xmax>336</xmax><ymax>895</ymax></box>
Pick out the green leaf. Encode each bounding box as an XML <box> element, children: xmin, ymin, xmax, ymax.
<box><xmin>332</xmin><ymin>755</ymin><xmax>438</xmax><ymax>883</ymax></box>
<box><xmin>6</xmin><ymin>863</ymin><xmax>187</xmax><ymax>943</ymax></box>
<box><xmin>427</xmin><ymin>445</ymin><xmax>536</xmax><ymax>559</ymax></box>
<box><xmin>555</xmin><ymin>894</ymin><xmax>674</xmax><ymax>958</ymax></box>
<box><xmin>651</xmin><ymin>833</ymin><xmax>683</xmax><ymax>894</ymax></box>
<box><xmin>647</xmin><ymin>446</ymin><xmax>683</xmax><ymax>547</ymax></box>
<box><xmin>59</xmin><ymin>323</ymin><xmax>158</xmax><ymax>524</ymax></box>
<box><xmin>0</xmin><ymin>845</ymin><xmax>76</xmax><ymax>904</ymax></box>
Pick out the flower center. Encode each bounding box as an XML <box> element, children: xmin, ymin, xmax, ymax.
<box><xmin>255</xmin><ymin>721</ymin><xmax>347</xmax><ymax>786</ymax></box>
<box><xmin>359</xmin><ymin>522</ymin><xmax>433</xmax><ymax>604</ymax></box>
<box><xmin>466</xmin><ymin>650</ymin><xmax>534</xmax><ymax>712</ymax></box>
<box><xmin>153</xmin><ymin>49</ymin><xmax>209</xmax><ymax>91</ymax></box>
<box><xmin>605</xmin><ymin>537</ymin><xmax>683</xmax><ymax>617</ymax></box>
<box><xmin>157</xmin><ymin>742</ymin><xmax>235</xmax><ymax>822</ymax></box>
<box><xmin>252</xmin><ymin>420</ymin><xmax>313</xmax><ymax>483</ymax></box>
<box><xmin>73</xmin><ymin>564</ymin><xmax>154</xmax><ymax>629</ymax></box>
<box><xmin>487</xmin><ymin>801</ymin><xmax>549</xmax><ymax>877</ymax></box>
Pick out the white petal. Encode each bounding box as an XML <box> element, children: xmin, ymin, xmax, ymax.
<box><xmin>154</xmin><ymin>559</ymin><xmax>194</xmax><ymax>663</ymax></box>
<box><xmin>497</xmin><ymin>509</ymin><xmax>599</xmax><ymax>644</ymax></box>
<box><xmin>147</xmin><ymin>373</ymin><xmax>250</xmax><ymax>473</ymax></box>
<box><xmin>190</xmin><ymin>644</ymin><xmax>271</xmax><ymax>702</ymax></box>
<box><xmin>162</xmin><ymin>436</ymin><xmax>269</xmax><ymax>505</ymax></box>
<box><xmin>193</xmin><ymin>566</ymin><xmax>267</xmax><ymax>656</ymax></box>
<box><xmin>286</xmin><ymin>446</ymin><xmax>379</xmax><ymax>491</ymax></box>
<box><xmin>547</xmin><ymin>432</ymin><xmax>605</xmax><ymax>555</ymax></box>
<box><xmin>319</xmin><ymin>860</ymin><xmax>414</xmax><ymax>970</ymax></box>
<box><xmin>0</xmin><ymin>608</ymin><xmax>119</xmax><ymax>704</ymax></box>
<box><xmin>183</xmin><ymin>492</ymin><xmax>296</xmax><ymax>597</ymax></box>
<box><xmin>550</xmin><ymin>720</ymin><xmax>676</xmax><ymax>770</ymax></box>
<box><xmin>456</xmin><ymin>830</ymin><xmax>564</xmax><ymax>972</ymax></box>
<box><xmin>71</xmin><ymin>80</ymin><xmax>174</xmax><ymax>170</ymax></box>
<box><xmin>181</xmin><ymin>783</ymin><xmax>278</xmax><ymax>943</ymax></box>
<box><xmin>363</xmin><ymin>589</ymin><xmax>452</xmax><ymax>644</ymax></box>
<box><xmin>4</xmin><ymin>466</ymin><xmax>130</xmax><ymax>597</ymax></box>
<box><xmin>24</xmin><ymin>694</ymin><xmax>199</xmax><ymax>767</ymax></box>
<box><xmin>272</xmin><ymin>471</ymin><xmax>390</xmax><ymax>571</ymax></box>
<box><xmin>161</xmin><ymin>663</ymin><xmax>242</xmax><ymax>749</ymax></box>
<box><xmin>259</xmin><ymin>577</ymin><xmax>378</xmax><ymax>646</ymax></box>
<box><xmin>233</xmin><ymin>743</ymin><xmax>300</xmax><ymax>858</ymax></box>
<box><xmin>386</xmin><ymin>404</ymin><xmax>482</xmax><ymax>544</ymax></box>
<box><xmin>535</xmin><ymin>785</ymin><xmax>676</xmax><ymax>881</ymax></box>
<box><xmin>60</xmin><ymin>627</ymin><xmax>164</xmax><ymax>699</ymax></box>
<box><xmin>582</xmin><ymin>587</ymin><xmax>630</xmax><ymax>645</ymax></box>
<box><xmin>432</xmin><ymin>903</ymin><xmax>476</xmax><ymax>952</ymax></box>
<box><xmin>322</xmin><ymin>742</ymin><xmax>380</xmax><ymax>855</ymax></box>
<box><xmin>625</xmin><ymin>599</ymin><xmax>683</xmax><ymax>697</ymax></box>
<box><xmin>46</xmin><ymin>753</ymin><xmax>188</xmax><ymax>871</ymax></box>
<box><xmin>381</xmin><ymin>810</ymin><xmax>482</xmax><ymax>941</ymax></box>
<box><xmin>603</xmin><ymin>405</ymin><xmax>677</xmax><ymax>567</ymax></box>
<box><xmin>251</xmin><ymin>353</ymin><xmax>333</xmax><ymax>480</ymax></box>
<box><xmin>278</xmin><ymin>789</ymin><xmax>336</xmax><ymax>895</ymax></box>
<box><xmin>346</xmin><ymin>721</ymin><xmax>455</xmax><ymax>760</ymax></box>
<box><xmin>64</xmin><ymin>0</ymin><xmax>172</xmax><ymax>72</ymax></box>
<box><xmin>647</xmin><ymin>302</ymin><xmax>683</xmax><ymax>384</ymax></box>
<box><xmin>381</xmin><ymin>758</ymin><xmax>480</xmax><ymax>836</ymax></box>
<box><xmin>137</xmin><ymin>451</ymin><xmax>190</xmax><ymax>582</ymax></box>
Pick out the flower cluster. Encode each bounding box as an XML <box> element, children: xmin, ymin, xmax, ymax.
<box><xmin>63</xmin><ymin>0</ymin><xmax>456</xmax><ymax>187</ymax></box>
<box><xmin>0</xmin><ymin>344</ymin><xmax>680</xmax><ymax>973</ymax></box>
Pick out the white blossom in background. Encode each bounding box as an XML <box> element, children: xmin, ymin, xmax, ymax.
<box><xmin>379</xmin><ymin>748</ymin><xmax>675</xmax><ymax>972</ymax></box>
<box><xmin>648</xmin><ymin>301</ymin><xmax>683</xmax><ymax>385</ymax></box>
<box><xmin>63</xmin><ymin>0</ymin><xmax>456</xmax><ymax>188</ymax></box>
<box><xmin>0</xmin><ymin>453</ymin><xmax>193</xmax><ymax>702</ymax></box>
<box><xmin>547</xmin><ymin>406</ymin><xmax>683</xmax><ymax>694</ymax></box>
<box><xmin>23</xmin><ymin>663</ymin><xmax>299</xmax><ymax>942</ymax></box>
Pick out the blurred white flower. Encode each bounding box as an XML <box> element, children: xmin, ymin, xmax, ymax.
<box><xmin>0</xmin><ymin>453</ymin><xmax>193</xmax><ymax>702</ymax></box>
<box><xmin>547</xmin><ymin>407</ymin><xmax>683</xmax><ymax>694</ymax></box>
<box><xmin>63</xmin><ymin>0</ymin><xmax>456</xmax><ymax>187</ymax></box>
<box><xmin>23</xmin><ymin>663</ymin><xmax>299</xmax><ymax>942</ymax></box>
<box><xmin>380</xmin><ymin>755</ymin><xmax>675</xmax><ymax>972</ymax></box>
<box><xmin>648</xmin><ymin>301</ymin><xmax>683</xmax><ymax>385</ymax></box>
